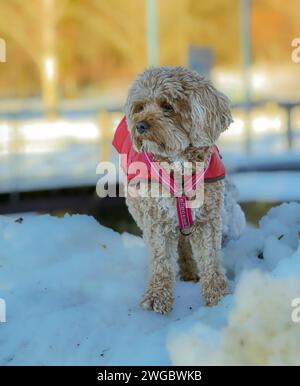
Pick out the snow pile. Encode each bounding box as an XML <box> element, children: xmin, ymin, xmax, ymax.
<box><xmin>0</xmin><ymin>214</ymin><xmax>202</xmax><ymax>365</ymax></box>
<box><xmin>168</xmin><ymin>203</ymin><xmax>300</xmax><ymax>366</ymax></box>
<box><xmin>0</xmin><ymin>202</ymin><xmax>300</xmax><ymax>365</ymax></box>
<box><xmin>224</xmin><ymin>202</ymin><xmax>300</xmax><ymax>279</ymax></box>
<box><xmin>168</xmin><ymin>269</ymin><xmax>300</xmax><ymax>365</ymax></box>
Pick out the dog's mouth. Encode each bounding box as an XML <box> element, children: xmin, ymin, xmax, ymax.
<box><xmin>140</xmin><ymin>139</ymin><xmax>166</xmax><ymax>154</ymax></box>
<box><xmin>138</xmin><ymin>135</ymin><xmax>191</xmax><ymax>158</ymax></box>
<box><xmin>132</xmin><ymin>127</ymin><xmax>167</xmax><ymax>154</ymax></box>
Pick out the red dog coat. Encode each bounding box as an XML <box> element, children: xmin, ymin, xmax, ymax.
<box><xmin>112</xmin><ymin>116</ymin><xmax>226</xmax><ymax>234</ymax></box>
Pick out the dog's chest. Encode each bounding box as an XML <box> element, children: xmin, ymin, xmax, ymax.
<box><xmin>155</xmin><ymin>195</ymin><xmax>204</xmax><ymax>229</ymax></box>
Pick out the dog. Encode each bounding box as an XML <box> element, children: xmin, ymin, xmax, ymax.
<box><xmin>119</xmin><ymin>66</ymin><xmax>244</xmax><ymax>314</ymax></box>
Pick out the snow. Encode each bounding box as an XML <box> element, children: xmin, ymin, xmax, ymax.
<box><xmin>230</xmin><ymin>171</ymin><xmax>300</xmax><ymax>202</ymax></box>
<box><xmin>0</xmin><ymin>202</ymin><xmax>300</xmax><ymax>365</ymax></box>
<box><xmin>0</xmin><ymin>144</ymin><xmax>101</xmax><ymax>193</ymax></box>
<box><xmin>168</xmin><ymin>202</ymin><xmax>300</xmax><ymax>365</ymax></box>
<box><xmin>220</xmin><ymin>147</ymin><xmax>300</xmax><ymax>202</ymax></box>
<box><xmin>0</xmin><ymin>214</ymin><xmax>201</xmax><ymax>365</ymax></box>
<box><xmin>0</xmin><ymin>142</ymin><xmax>122</xmax><ymax>193</ymax></box>
<box><xmin>168</xmin><ymin>271</ymin><xmax>300</xmax><ymax>365</ymax></box>
<box><xmin>222</xmin><ymin>147</ymin><xmax>300</xmax><ymax>171</ymax></box>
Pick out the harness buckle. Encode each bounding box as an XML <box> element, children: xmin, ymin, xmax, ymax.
<box><xmin>180</xmin><ymin>226</ymin><xmax>193</xmax><ymax>236</ymax></box>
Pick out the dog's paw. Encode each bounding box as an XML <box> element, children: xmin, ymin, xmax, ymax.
<box><xmin>202</xmin><ymin>272</ymin><xmax>228</xmax><ymax>307</ymax></box>
<box><xmin>140</xmin><ymin>290</ymin><xmax>173</xmax><ymax>315</ymax></box>
<box><xmin>179</xmin><ymin>271</ymin><xmax>199</xmax><ymax>282</ymax></box>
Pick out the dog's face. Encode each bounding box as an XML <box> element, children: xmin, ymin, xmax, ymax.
<box><xmin>125</xmin><ymin>66</ymin><xmax>233</xmax><ymax>157</ymax></box>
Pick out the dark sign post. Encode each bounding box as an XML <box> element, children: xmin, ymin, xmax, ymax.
<box><xmin>188</xmin><ymin>46</ymin><xmax>214</xmax><ymax>80</ymax></box>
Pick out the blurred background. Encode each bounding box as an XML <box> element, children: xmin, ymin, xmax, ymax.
<box><xmin>0</xmin><ymin>0</ymin><xmax>299</xmax><ymax>234</ymax></box>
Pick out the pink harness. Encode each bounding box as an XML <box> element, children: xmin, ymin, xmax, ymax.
<box><xmin>142</xmin><ymin>152</ymin><xmax>211</xmax><ymax>234</ymax></box>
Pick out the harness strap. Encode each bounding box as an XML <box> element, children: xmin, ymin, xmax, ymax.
<box><xmin>176</xmin><ymin>196</ymin><xmax>193</xmax><ymax>235</ymax></box>
<box><xmin>143</xmin><ymin>151</ymin><xmax>212</xmax><ymax>234</ymax></box>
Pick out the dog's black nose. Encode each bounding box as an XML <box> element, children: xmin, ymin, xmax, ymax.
<box><xmin>136</xmin><ymin>120</ymin><xmax>150</xmax><ymax>134</ymax></box>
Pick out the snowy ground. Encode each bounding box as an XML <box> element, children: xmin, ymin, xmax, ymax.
<box><xmin>0</xmin><ymin>202</ymin><xmax>300</xmax><ymax>365</ymax></box>
<box><xmin>230</xmin><ymin>171</ymin><xmax>300</xmax><ymax>202</ymax></box>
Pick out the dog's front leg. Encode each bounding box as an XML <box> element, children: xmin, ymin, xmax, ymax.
<box><xmin>140</xmin><ymin>228</ymin><xmax>177</xmax><ymax>315</ymax></box>
<box><xmin>190</xmin><ymin>221</ymin><xmax>228</xmax><ymax>306</ymax></box>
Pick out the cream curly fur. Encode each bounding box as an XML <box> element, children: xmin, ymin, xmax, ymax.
<box><xmin>124</xmin><ymin>66</ymin><xmax>242</xmax><ymax>314</ymax></box>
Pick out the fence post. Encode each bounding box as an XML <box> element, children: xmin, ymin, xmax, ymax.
<box><xmin>98</xmin><ymin>111</ymin><xmax>111</xmax><ymax>162</ymax></box>
<box><xmin>0</xmin><ymin>38</ymin><xmax>6</xmax><ymax>62</ymax></box>
<box><xmin>241</xmin><ymin>0</ymin><xmax>252</xmax><ymax>153</ymax></box>
<box><xmin>146</xmin><ymin>0</ymin><xmax>158</xmax><ymax>66</ymax></box>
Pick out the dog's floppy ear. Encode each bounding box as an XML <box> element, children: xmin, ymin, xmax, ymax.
<box><xmin>189</xmin><ymin>81</ymin><xmax>233</xmax><ymax>147</ymax></box>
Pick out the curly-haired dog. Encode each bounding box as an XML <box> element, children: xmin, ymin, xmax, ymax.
<box><xmin>121</xmin><ymin>66</ymin><xmax>244</xmax><ymax>314</ymax></box>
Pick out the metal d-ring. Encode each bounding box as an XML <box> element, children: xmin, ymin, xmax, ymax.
<box><xmin>180</xmin><ymin>227</ymin><xmax>193</xmax><ymax>236</ymax></box>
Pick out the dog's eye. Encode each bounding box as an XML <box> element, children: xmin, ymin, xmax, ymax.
<box><xmin>135</xmin><ymin>104</ymin><xmax>144</xmax><ymax>113</ymax></box>
<box><xmin>162</xmin><ymin>103</ymin><xmax>174</xmax><ymax>113</ymax></box>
